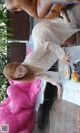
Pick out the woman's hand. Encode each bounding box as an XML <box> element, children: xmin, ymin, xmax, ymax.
<box><xmin>63</xmin><ymin>54</ymin><xmax>71</xmax><ymax>64</ymax></box>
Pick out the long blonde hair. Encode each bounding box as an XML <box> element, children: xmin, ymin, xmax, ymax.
<box><xmin>3</xmin><ymin>62</ymin><xmax>36</xmax><ymax>81</ymax></box>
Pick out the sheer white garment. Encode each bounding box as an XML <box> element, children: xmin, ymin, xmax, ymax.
<box><xmin>22</xmin><ymin>21</ymin><xmax>79</xmax><ymax>86</ymax></box>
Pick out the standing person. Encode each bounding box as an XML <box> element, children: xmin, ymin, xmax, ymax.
<box><xmin>5</xmin><ymin>0</ymin><xmax>80</xmax><ymax>19</ymax></box>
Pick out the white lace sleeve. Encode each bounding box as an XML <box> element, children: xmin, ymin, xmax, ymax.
<box><xmin>46</xmin><ymin>41</ymin><xmax>66</xmax><ymax>60</ymax></box>
<box><xmin>23</xmin><ymin>42</ymin><xmax>50</xmax><ymax>65</ymax></box>
<box><xmin>38</xmin><ymin>71</ymin><xmax>60</xmax><ymax>86</ymax></box>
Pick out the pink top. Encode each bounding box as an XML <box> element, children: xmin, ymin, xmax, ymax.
<box><xmin>0</xmin><ymin>79</ymin><xmax>41</xmax><ymax>133</ymax></box>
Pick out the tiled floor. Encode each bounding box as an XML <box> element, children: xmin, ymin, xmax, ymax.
<box><xmin>32</xmin><ymin>4</ymin><xmax>80</xmax><ymax>133</ymax></box>
<box><xmin>50</xmin><ymin>100</ymin><xmax>80</xmax><ymax>133</ymax></box>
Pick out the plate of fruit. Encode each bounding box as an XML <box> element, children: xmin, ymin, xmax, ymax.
<box><xmin>64</xmin><ymin>65</ymin><xmax>71</xmax><ymax>80</ymax></box>
<box><xmin>71</xmin><ymin>60</ymin><xmax>80</xmax><ymax>82</ymax></box>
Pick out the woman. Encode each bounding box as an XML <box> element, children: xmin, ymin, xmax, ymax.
<box><xmin>5</xmin><ymin>0</ymin><xmax>80</xmax><ymax>19</ymax></box>
<box><xmin>3</xmin><ymin>12</ymin><xmax>80</xmax><ymax>99</ymax></box>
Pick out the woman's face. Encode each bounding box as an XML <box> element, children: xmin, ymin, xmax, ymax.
<box><xmin>13</xmin><ymin>65</ymin><xmax>28</xmax><ymax>78</ymax></box>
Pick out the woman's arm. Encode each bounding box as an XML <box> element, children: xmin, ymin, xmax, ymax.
<box><xmin>46</xmin><ymin>41</ymin><xmax>65</xmax><ymax>60</ymax></box>
<box><xmin>39</xmin><ymin>71</ymin><xmax>60</xmax><ymax>86</ymax></box>
<box><xmin>38</xmin><ymin>71</ymin><xmax>63</xmax><ymax>99</ymax></box>
<box><xmin>24</xmin><ymin>41</ymin><xmax>71</xmax><ymax>64</ymax></box>
<box><xmin>24</xmin><ymin>44</ymin><xmax>48</xmax><ymax>63</ymax></box>
<box><xmin>46</xmin><ymin>41</ymin><xmax>71</xmax><ymax>63</ymax></box>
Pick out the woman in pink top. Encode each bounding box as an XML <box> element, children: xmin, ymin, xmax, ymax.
<box><xmin>3</xmin><ymin>14</ymin><xmax>80</xmax><ymax>98</ymax></box>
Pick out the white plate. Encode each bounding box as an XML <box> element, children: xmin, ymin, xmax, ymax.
<box><xmin>64</xmin><ymin>65</ymin><xmax>71</xmax><ymax>80</ymax></box>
